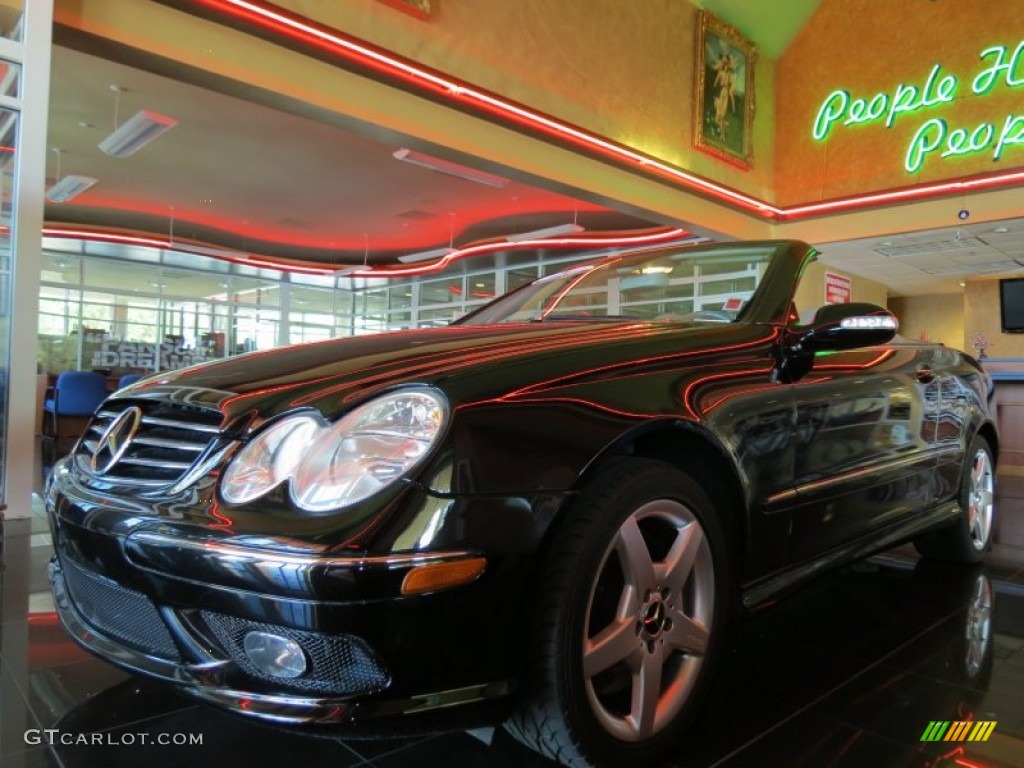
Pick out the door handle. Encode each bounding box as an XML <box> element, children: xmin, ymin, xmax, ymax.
<box><xmin>916</xmin><ymin>367</ymin><xmax>935</xmax><ymax>383</ymax></box>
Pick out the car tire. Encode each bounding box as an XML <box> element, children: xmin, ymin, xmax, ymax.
<box><xmin>914</xmin><ymin>435</ymin><xmax>996</xmax><ymax>564</ymax></box>
<box><xmin>505</xmin><ymin>458</ymin><xmax>728</xmax><ymax>767</ymax></box>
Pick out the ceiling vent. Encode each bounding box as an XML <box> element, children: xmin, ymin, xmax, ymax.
<box><xmin>920</xmin><ymin>261</ymin><xmax>1022</xmax><ymax>275</ymax></box>
<box><xmin>874</xmin><ymin>237</ymin><xmax>987</xmax><ymax>257</ymax></box>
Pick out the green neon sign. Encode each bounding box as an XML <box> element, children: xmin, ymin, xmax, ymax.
<box><xmin>812</xmin><ymin>40</ymin><xmax>1024</xmax><ymax>173</ymax></box>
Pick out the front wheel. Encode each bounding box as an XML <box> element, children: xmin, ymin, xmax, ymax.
<box><xmin>506</xmin><ymin>459</ymin><xmax>728</xmax><ymax>767</ymax></box>
<box><xmin>915</xmin><ymin>435</ymin><xmax>996</xmax><ymax>563</ymax></box>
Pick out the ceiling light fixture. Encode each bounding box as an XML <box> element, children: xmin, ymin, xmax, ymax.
<box><xmin>397</xmin><ymin>246</ymin><xmax>455</xmax><ymax>264</ymax></box>
<box><xmin>392</xmin><ymin>148</ymin><xmax>508</xmax><ymax>188</ymax></box>
<box><xmin>46</xmin><ymin>174</ymin><xmax>98</xmax><ymax>203</ymax></box>
<box><xmin>506</xmin><ymin>223</ymin><xmax>584</xmax><ymax>242</ymax></box>
<box><xmin>99</xmin><ymin>109</ymin><xmax>179</xmax><ymax>157</ymax></box>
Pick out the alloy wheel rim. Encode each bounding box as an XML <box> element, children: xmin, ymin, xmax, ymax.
<box><xmin>967</xmin><ymin>449</ymin><xmax>994</xmax><ymax>551</ymax></box>
<box><xmin>964</xmin><ymin>573</ymin><xmax>993</xmax><ymax>678</ymax></box>
<box><xmin>582</xmin><ymin>499</ymin><xmax>714</xmax><ymax>742</ymax></box>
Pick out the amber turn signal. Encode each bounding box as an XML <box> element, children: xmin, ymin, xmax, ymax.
<box><xmin>401</xmin><ymin>557</ymin><xmax>487</xmax><ymax>595</ymax></box>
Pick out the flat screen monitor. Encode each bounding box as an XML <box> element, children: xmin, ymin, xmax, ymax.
<box><xmin>1000</xmin><ymin>277</ymin><xmax>1024</xmax><ymax>332</ymax></box>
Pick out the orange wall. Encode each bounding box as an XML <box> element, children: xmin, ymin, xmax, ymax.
<box><xmin>888</xmin><ymin>295</ymin><xmax>966</xmax><ymax>352</ymax></box>
<box><xmin>776</xmin><ymin>0</ymin><xmax>1024</xmax><ymax>205</ymax></box>
<box><xmin>272</xmin><ymin>0</ymin><xmax>776</xmax><ymax>199</ymax></box>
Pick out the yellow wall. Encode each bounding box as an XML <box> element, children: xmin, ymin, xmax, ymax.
<box><xmin>776</xmin><ymin>0</ymin><xmax>1024</xmax><ymax>205</ymax></box>
<box><xmin>888</xmin><ymin>295</ymin><xmax>966</xmax><ymax>351</ymax></box>
<box><xmin>793</xmin><ymin>260</ymin><xmax>888</xmax><ymax>317</ymax></box>
<box><xmin>272</xmin><ymin>0</ymin><xmax>776</xmax><ymax>199</ymax></box>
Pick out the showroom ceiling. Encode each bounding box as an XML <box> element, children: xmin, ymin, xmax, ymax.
<box><xmin>45</xmin><ymin>45</ymin><xmax>663</xmax><ymax>269</ymax></box>
<box><xmin>43</xmin><ymin>6</ymin><xmax>1022</xmax><ymax>296</ymax></box>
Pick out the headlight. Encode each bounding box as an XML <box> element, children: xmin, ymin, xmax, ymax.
<box><xmin>220</xmin><ymin>415</ymin><xmax>320</xmax><ymax>505</ymax></box>
<box><xmin>291</xmin><ymin>389</ymin><xmax>446</xmax><ymax>512</ymax></box>
<box><xmin>219</xmin><ymin>389</ymin><xmax>447</xmax><ymax>512</ymax></box>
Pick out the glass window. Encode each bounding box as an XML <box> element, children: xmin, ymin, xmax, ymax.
<box><xmin>467</xmin><ymin>274</ymin><xmax>496</xmax><ymax>301</ymax></box>
<box><xmin>420</xmin><ymin>277</ymin><xmax>462</xmax><ymax>305</ymax></box>
<box><xmin>290</xmin><ymin>284</ymin><xmax>337</xmax><ymax>344</ymax></box>
<box><xmin>418</xmin><ymin>307</ymin><xmax>459</xmax><ymax>328</ymax></box>
<box><xmin>230</xmin><ymin>277</ymin><xmax>279</xmax><ymax>353</ymax></box>
<box><xmin>352</xmin><ymin>289</ymin><xmax>387</xmax><ymax>335</ymax></box>
<box><xmin>389</xmin><ymin>285</ymin><xmax>413</xmax><ymax>310</ymax></box>
<box><xmin>0</xmin><ymin>4</ymin><xmax>23</xmax><ymax>42</ymax></box>
<box><xmin>507</xmin><ymin>268</ymin><xmax>537</xmax><ymax>292</ymax></box>
<box><xmin>0</xmin><ymin>60</ymin><xmax>19</xmax><ymax>98</ymax></box>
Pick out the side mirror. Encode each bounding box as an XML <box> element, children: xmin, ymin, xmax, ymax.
<box><xmin>795</xmin><ymin>302</ymin><xmax>898</xmax><ymax>352</ymax></box>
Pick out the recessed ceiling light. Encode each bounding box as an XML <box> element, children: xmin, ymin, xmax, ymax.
<box><xmin>878</xmin><ymin>241</ymin><xmax>893</xmax><ymax>247</ymax></box>
<box><xmin>994</xmin><ymin>227</ymin><xmax>1010</xmax><ymax>233</ymax></box>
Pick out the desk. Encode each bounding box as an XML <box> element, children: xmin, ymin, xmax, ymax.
<box><xmin>981</xmin><ymin>359</ymin><xmax>1024</xmax><ymax>552</ymax></box>
<box><xmin>982</xmin><ymin>359</ymin><xmax>1024</xmax><ymax>469</ymax></box>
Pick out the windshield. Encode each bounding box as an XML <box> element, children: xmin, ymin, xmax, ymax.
<box><xmin>459</xmin><ymin>243</ymin><xmax>775</xmax><ymax>325</ymax></box>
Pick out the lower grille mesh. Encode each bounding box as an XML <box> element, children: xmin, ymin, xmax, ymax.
<box><xmin>61</xmin><ymin>557</ymin><xmax>180</xmax><ymax>660</ymax></box>
<box><xmin>201</xmin><ymin>611</ymin><xmax>390</xmax><ymax>695</ymax></box>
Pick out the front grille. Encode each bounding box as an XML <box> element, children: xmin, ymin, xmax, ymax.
<box><xmin>201</xmin><ymin>610</ymin><xmax>390</xmax><ymax>695</ymax></box>
<box><xmin>76</xmin><ymin>399</ymin><xmax>222</xmax><ymax>487</ymax></box>
<box><xmin>61</xmin><ymin>556</ymin><xmax>180</xmax><ymax>660</ymax></box>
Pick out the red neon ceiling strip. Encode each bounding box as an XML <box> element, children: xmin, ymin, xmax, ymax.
<box><xmin>41</xmin><ymin>225</ymin><xmax>693</xmax><ymax>277</ymax></box>
<box><xmin>187</xmin><ymin>0</ymin><xmax>1024</xmax><ymax>220</ymax></box>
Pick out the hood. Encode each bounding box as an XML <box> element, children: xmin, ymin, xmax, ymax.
<box><xmin>120</xmin><ymin>320</ymin><xmax>774</xmax><ymax>423</ymax></box>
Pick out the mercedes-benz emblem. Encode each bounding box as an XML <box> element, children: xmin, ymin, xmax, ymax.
<box><xmin>90</xmin><ymin>406</ymin><xmax>143</xmax><ymax>475</ymax></box>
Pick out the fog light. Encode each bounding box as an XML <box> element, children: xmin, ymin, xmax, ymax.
<box><xmin>243</xmin><ymin>631</ymin><xmax>307</xmax><ymax>678</ymax></box>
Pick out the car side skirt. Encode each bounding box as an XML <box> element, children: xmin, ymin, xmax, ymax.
<box><xmin>740</xmin><ymin>500</ymin><xmax>962</xmax><ymax>608</ymax></box>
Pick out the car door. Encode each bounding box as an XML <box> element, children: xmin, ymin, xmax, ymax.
<box><xmin>931</xmin><ymin>347</ymin><xmax>975</xmax><ymax>500</ymax></box>
<box><xmin>785</xmin><ymin>341</ymin><xmax>942</xmax><ymax>561</ymax></box>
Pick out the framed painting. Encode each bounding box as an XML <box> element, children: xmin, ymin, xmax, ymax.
<box><xmin>693</xmin><ymin>11</ymin><xmax>757</xmax><ymax>169</ymax></box>
<box><xmin>376</xmin><ymin>0</ymin><xmax>432</xmax><ymax>19</ymax></box>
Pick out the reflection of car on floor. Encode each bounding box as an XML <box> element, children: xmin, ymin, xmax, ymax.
<box><xmin>45</xmin><ymin>239</ymin><xmax>997</xmax><ymax>767</ymax></box>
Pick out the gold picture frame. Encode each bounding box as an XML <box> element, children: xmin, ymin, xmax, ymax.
<box><xmin>693</xmin><ymin>11</ymin><xmax>757</xmax><ymax>169</ymax></box>
<box><xmin>377</xmin><ymin>0</ymin><xmax>432</xmax><ymax>19</ymax></box>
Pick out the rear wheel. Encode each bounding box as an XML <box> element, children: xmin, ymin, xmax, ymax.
<box><xmin>915</xmin><ymin>435</ymin><xmax>995</xmax><ymax>563</ymax></box>
<box><xmin>506</xmin><ymin>458</ymin><xmax>728</xmax><ymax>767</ymax></box>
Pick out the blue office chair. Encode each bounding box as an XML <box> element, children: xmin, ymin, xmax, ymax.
<box><xmin>117</xmin><ymin>372</ymin><xmax>144</xmax><ymax>389</ymax></box>
<box><xmin>42</xmin><ymin>370</ymin><xmax>109</xmax><ymax>439</ymax></box>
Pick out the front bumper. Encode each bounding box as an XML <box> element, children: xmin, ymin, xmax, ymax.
<box><xmin>49</xmin><ymin>555</ymin><xmax>358</xmax><ymax>723</ymax></box>
<box><xmin>45</xmin><ymin>461</ymin><xmax>535</xmax><ymax>724</ymax></box>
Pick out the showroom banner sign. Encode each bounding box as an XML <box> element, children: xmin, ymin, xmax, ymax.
<box><xmin>91</xmin><ymin>337</ymin><xmax>212</xmax><ymax>371</ymax></box>
<box><xmin>812</xmin><ymin>40</ymin><xmax>1024</xmax><ymax>173</ymax></box>
<box><xmin>824</xmin><ymin>272</ymin><xmax>852</xmax><ymax>304</ymax></box>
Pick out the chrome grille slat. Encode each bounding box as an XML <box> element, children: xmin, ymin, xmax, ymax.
<box><xmin>117</xmin><ymin>456</ymin><xmax>193</xmax><ymax>470</ymax></box>
<box><xmin>76</xmin><ymin>396</ymin><xmax>225</xmax><ymax>488</ymax></box>
<box><xmin>131</xmin><ymin>435</ymin><xmax>206</xmax><ymax>451</ymax></box>
<box><xmin>141</xmin><ymin>415</ymin><xmax>221</xmax><ymax>434</ymax></box>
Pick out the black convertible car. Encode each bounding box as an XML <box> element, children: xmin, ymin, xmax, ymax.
<box><xmin>46</xmin><ymin>239</ymin><xmax>996</xmax><ymax>767</ymax></box>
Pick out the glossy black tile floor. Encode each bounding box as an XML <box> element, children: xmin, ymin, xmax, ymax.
<box><xmin>3</xmin><ymin>476</ymin><xmax>1024</xmax><ymax>767</ymax></box>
